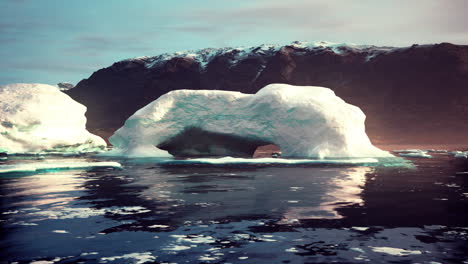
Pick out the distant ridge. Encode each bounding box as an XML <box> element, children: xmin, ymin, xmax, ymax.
<box><xmin>67</xmin><ymin>41</ymin><xmax>468</xmax><ymax>144</ymax></box>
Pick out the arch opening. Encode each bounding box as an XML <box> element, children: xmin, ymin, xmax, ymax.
<box><xmin>157</xmin><ymin>127</ymin><xmax>272</xmax><ymax>158</ymax></box>
<box><xmin>253</xmin><ymin>144</ymin><xmax>282</xmax><ymax>158</ymax></box>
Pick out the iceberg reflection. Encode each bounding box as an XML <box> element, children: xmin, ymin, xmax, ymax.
<box><xmin>280</xmin><ymin>167</ymin><xmax>371</xmax><ymax>222</ymax></box>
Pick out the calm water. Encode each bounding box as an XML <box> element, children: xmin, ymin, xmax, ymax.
<box><xmin>0</xmin><ymin>153</ymin><xmax>467</xmax><ymax>263</ymax></box>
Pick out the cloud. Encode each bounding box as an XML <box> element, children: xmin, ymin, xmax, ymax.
<box><xmin>0</xmin><ymin>37</ymin><xmax>18</xmax><ymax>44</ymax></box>
<box><xmin>0</xmin><ymin>22</ymin><xmax>11</xmax><ymax>32</ymax></box>
<box><xmin>64</xmin><ymin>34</ymin><xmax>156</xmax><ymax>57</ymax></box>
<box><xmin>3</xmin><ymin>61</ymin><xmax>96</xmax><ymax>73</ymax></box>
<box><xmin>1</xmin><ymin>0</ymin><xmax>467</xmax><ymax>86</ymax></box>
<box><xmin>0</xmin><ymin>19</ymin><xmax>70</xmax><ymax>46</ymax></box>
<box><xmin>416</xmin><ymin>0</ymin><xmax>468</xmax><ymax>34</ymax></box>
<box><xmin>0</xmin><ymin>21</ymin><xmax>39</xmax><ymax>35</ymax></box>
<box><xmin>156</xmin><ymin>25</ymin><xmax>221</xmax><ymax>35</ymax></box>
<box><xmin>171</xmin><ymin>0</ymin><xmax>468</xmax><ymax>45</ymax></box>
<box><xmin>181</xmin><ymin>0</ymin><xmax>347</xmax><ymax>31</ymax></box>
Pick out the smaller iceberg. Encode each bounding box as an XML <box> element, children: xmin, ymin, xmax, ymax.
<box><xmin>0</xmin><ymin>83</ymin><xmax>106</xmax><ymax>155</ymax></box>
<box><xmin>0</xmin><ymin>161</ymin><xmax>122</xmax><ymax>174</ymax></box>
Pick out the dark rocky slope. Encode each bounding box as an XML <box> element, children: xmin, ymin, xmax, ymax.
<box><xmin>67</xmin><ymin>41</ymin><xmax>468</xmax><ymax>145</ymax></box>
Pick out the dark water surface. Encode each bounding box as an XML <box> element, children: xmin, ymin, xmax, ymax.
<box><xmin>1</xmin><ymin>154</ymin><xmax>467</xmax><ymax>263</ymax></box>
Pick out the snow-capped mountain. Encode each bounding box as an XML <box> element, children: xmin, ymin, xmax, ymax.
<box><xmin>67</xmin><ymin>41</ymin><xmax>468</xmax><ymax>144</ymax></box>
<box><xmin>120</xmin><ymin>41</ymin><xmax>397</xmax><ymax>70</ymax></box>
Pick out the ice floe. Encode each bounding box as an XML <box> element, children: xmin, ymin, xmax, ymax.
<box><xmin>29</xmin><ymin>261</ymin><xmax>56</xmax><ymax>264</ymax></box>
<box><xmin>394</xmin><ymin>149</ymin><xmax>432</xmax><ymax>158</ymax></box>
<box><xmin>449</xmin><ymin>151</ymin><xmax>468</xmax><ymax>158</ymax></box>
<box><xmin>351</xmin><ymin>226</ymin><xmax>370</xmax><ymax>231</ymax></box>
<box><xmin>148</xmin><ymin>224</ymin><xmax>169</xmax><ymax>229</ymax></box>
<box><xmin>51</xmin><ymin>230</ymin><xmax>69</xmax><ymax>234</ymax></box>
<box><xmin>369</xmin><ymin>246</ymin><xmax>422</xmax><ymax>256</ymax></box>
<box><xmin>100</xmin><ymin>252</ymin><xmax>156</xmax><ymax>264</ymax></box>
<box><xmin>0</xmin><ymin>161</ymin><xmax>122</xmax><ymax>174</ymax></box>
<box><xmin>163</xmin><ymin>157</ymin><xmax>380</xmax><ymax>165</ymax></box>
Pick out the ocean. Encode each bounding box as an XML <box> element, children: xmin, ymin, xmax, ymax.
<box><xmin>1</xmin><ymin>152</ymin><xmax>467</xmax><ymax>263</ymax></box>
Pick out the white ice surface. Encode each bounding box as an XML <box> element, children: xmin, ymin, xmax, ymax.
<box><xmin>100</xmin><ymin>252</ymin><xmax>156</xmax><ymax>264</ymax></box>
<box><xmin>148</xmin><ymin>224</ymin><xmax>169</xmax><ymax>228</ymax></box>
<box><xmin>0</xmin><ymin>83</ymin><xmax>106</xmax><ymax>154</ymax></box>
<box><xmin>109</xmin><ymin>84</ymin><xmax>392</xmax><ymax>159</ymax></box>
<box><xmin>0</xmin><ymin>161</ymin><xmax>122</xmax><ymax>174</ymax></box>
<box><xmin>351</xmin><ymin>226</ymin><xmax>370</xmax><ymax>231</ymax></box>
<box><xmin>52</xmin><ymin>230</ymin><xmax>69</xmax><ymax>234</ymax></box>
<box><xmin>369</xmin><ymin>246</ymin><xmax>422</xmax><ymax>256</ymax></box>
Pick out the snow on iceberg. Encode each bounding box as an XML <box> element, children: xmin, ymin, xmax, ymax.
<box><xmin>0</xmin><ymin>83</ymin><xmax>106</xmax><ymax>154</ymax></box>
<box><xmin>0</xmin><ymin>161</ymin><xmax>122</xmax><ymax>174</ymax></box>
<box><xmin>109</xmin><ymin>84</ymin><xmax>392</xmax><ymax>159</ymax></box>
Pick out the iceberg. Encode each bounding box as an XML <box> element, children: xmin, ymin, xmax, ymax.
<box><xmin>109</xmin><ymin>84</ymin><xmax>391</xmax><ymax>159</ymax></box>
<box><xmin>0</xmin><ymin>161</ymin><xmax>122</xmax><ymax>174</ymax></box>
<box><xmin>0</xmin><ymin>83</ymin><xmax>106</xmax><ymax>154</ymax></box>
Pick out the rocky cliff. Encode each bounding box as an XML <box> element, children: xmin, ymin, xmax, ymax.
<box><xmin>67</xmin><ymin>41</ymin><xmax>468</xmax><ymax>144</ymax></box>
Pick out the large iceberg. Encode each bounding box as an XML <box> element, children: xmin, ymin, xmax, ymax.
<box><xmin>109</xmin><ymin>84</ymin><xmax>392</xmax><ymax>159</ymax></box>
<box><xmin>0</xmin><ymin>83</ymin><xmax>106</xmax><ymax>154</ymax></box>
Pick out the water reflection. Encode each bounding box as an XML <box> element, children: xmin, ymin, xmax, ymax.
<box><xmin>2</xmin><ymin>169</ymin><xmax>86</xmax><ymax>208</ymax></box>
<box><xmin>1</xmin><ymin>156</ymin><xmax>467</xmax><ymax>264</ymax></box>
<box><xmin>73</xmin><ymin>163</ymin><xmax>373</xmax><ymax>226</ymax></box>
<box><xmin>3</xmin><ymin>156</ymin><xmax>463</xmax><ymax>228</ymax></box>
<box><xmin>280</xmin><ymin>167</ymin><xmax>372</xmax><ymax>222</ymax></box>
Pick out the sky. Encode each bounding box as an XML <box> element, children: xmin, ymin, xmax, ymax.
<box><xmin>0</xmin><ymin>0</ymin><xmax>467</xmax><ymax>86</ymax></box>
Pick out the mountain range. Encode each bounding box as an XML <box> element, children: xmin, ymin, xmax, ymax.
<box><xmin>67</xmin><ymin>41</ymin><xmax>468</xmax><ymax>145</ymax></box>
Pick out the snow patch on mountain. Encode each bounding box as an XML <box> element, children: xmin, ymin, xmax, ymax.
<box><xmin>121</xmin><ymin>41</ymin><xmax>400</xmax><ymax>71</ymax></box>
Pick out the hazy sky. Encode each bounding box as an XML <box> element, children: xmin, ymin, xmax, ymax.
<box><xmin>1</xmin><ymin>0</ymin><xmax>467</xmax><ymax>85</ymax></box>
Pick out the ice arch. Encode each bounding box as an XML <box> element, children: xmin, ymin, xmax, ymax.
<box><xmin>109</xmin><ymin>84</ymin><xmax>391</xmax><ymax>158</ymax></box>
